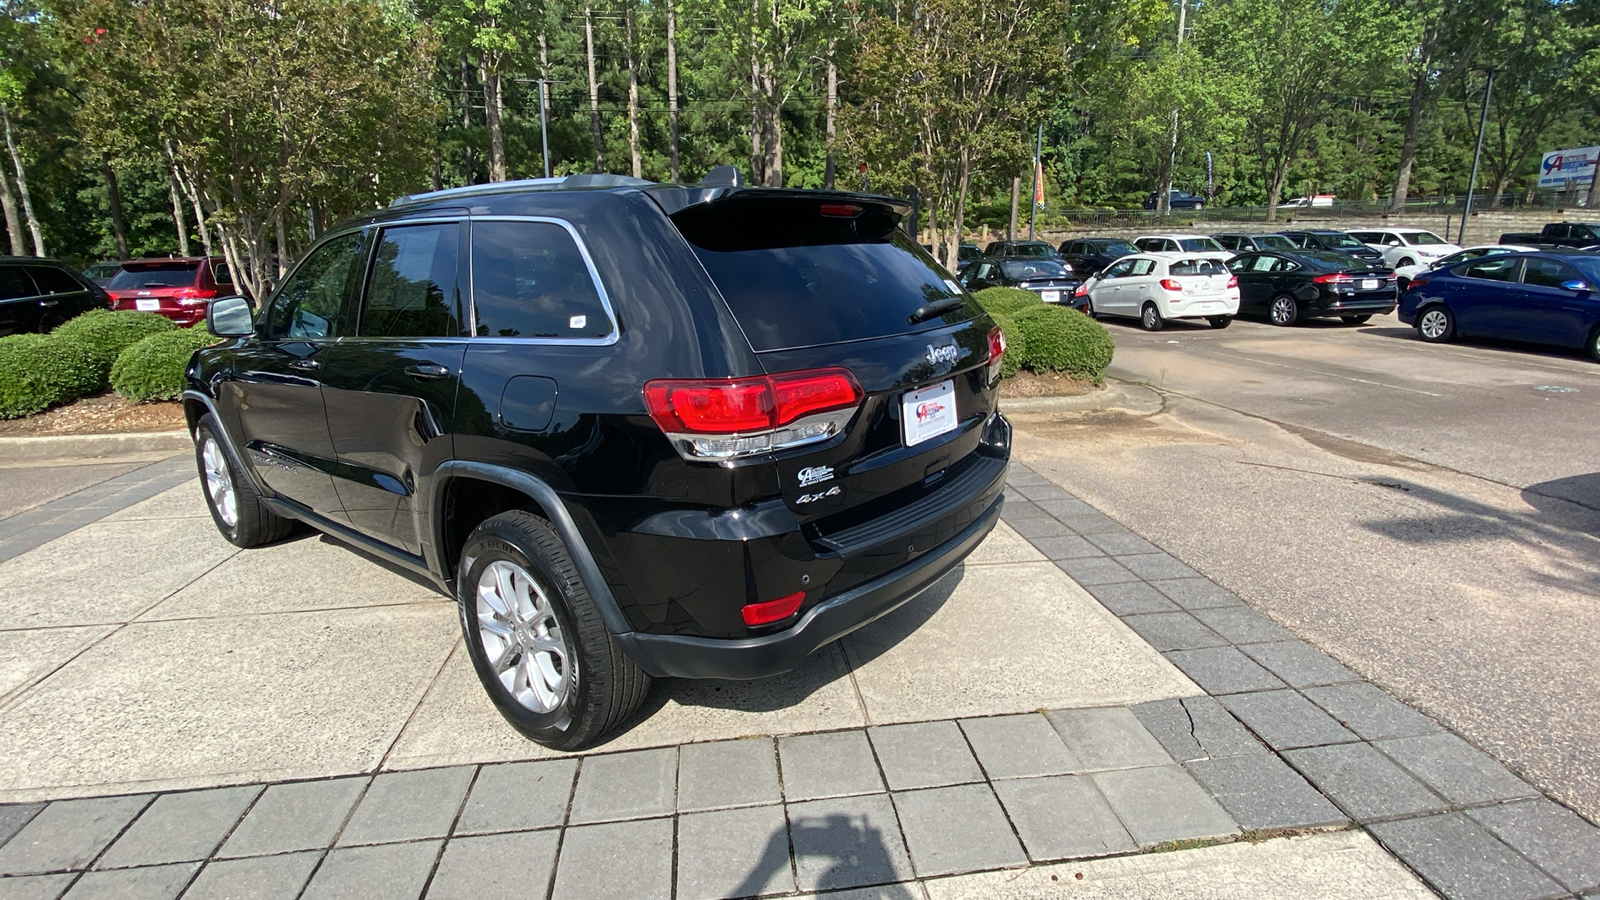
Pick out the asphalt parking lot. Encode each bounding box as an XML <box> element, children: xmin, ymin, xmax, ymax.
<box><xmin>1013</xmin><ymin>309</ymin><xmax>1600</xmax><ymax>824</ymax></box>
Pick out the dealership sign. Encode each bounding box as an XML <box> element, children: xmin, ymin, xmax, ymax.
<box><xmin>1538</xmin><ymin>147</ymin><xmax>1599</xmax><ymax>189</ymax></box>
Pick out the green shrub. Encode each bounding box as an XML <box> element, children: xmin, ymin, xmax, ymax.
<box><xmin>53</xmin><ymin>309</ymin><xmax>176</xmax><ymax>380</ymax></box>
<box><xmin>110</xmin><ymin>327</ymin><xmax>220</xmax><ymax>402</ymax></box>
<box><xmin>1010</xmin><ymin>304</ymin><xmax>1115</xmax><ymax>383</ymax></box>
<box><xmin>0</xmin><ymin>333</ymin><xmax>103</xmax><ymax>418</ymax></box>
<box><xmin>987</xmin><ymin>311</ymin><xmax>1027</xmax><ymax>379</ymax></box>
<box><xmin>972</xmin><ymin>286</ymin><xmax>1043</xmax><ymax>317</ymax></box>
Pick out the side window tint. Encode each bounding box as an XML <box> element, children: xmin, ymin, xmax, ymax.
<box><xmin>1522</xmin><ymin>259</ymin><xmax>1581</xmax><ymax>289</ymax></box>
<box><xmin>212</xmin><ymin>262</ymin><xmax>233</xmax><ymax>286</ymax></box>
<box><xmin>0</xmin><ymin>265</ymin><xmax>37</xmax><ymax>300</ymax></box>
<box><xmin>27</xmin><ymin>266</ymin><xmax>83</xmax><ymax>294</ymax></box>
<box><xmin>361</xmin><ymin>223</ymin><xmax>462</xmax><ymax>338</ymax></box>
<box><xmin>471</xmin><ymin>220</ymin><xmax>611</xmax><ymax>339</ymax></box>
<box><xmin>1227</xmin><ymin>257</ymin><xmax>1247</xmax><ymax>273</ymax></box>
<box><xmin>1463</xmin><ymin>258</ymin><xmax>1521</xmax><ymax>282</ymax></box>
<box><xmin>1103</xmin><ymin>261</ymin><xmax>1132</xmax><ymax>279</ymax></box>
<box><xmin>1274</xmin><ymin>259</ymin><xmax>1301</xmax><ymax>273</ymax></box>
<box><xmin>1251</xmin><ymin>256</ymin><xmax>1277</xmax><ymax>273</ymax></box>
<box><xmin>262</xmin><ymin>232</ymin><xmax>367</xmax><ymax>340</ymax></box>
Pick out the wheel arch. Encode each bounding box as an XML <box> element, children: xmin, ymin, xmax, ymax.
<box><xmin>430</xmin><ymin>461</ymin><xmax>633</xmax><ymax>635</ymax></box>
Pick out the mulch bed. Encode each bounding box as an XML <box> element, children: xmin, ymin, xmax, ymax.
<box><xmin>999</xmin><ymin>371</ymin><xmax>1101</xmax><ymax>399</ymax></box>
<box><xmin>0</xmin><ymin>391</ymin><xmax>186</xmax><ymax>437</ymax></box>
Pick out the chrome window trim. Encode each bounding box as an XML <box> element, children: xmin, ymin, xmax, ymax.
<box><xmin>467</xmin><ymin>214</ymin><xmax>621</xmax><ymax>347</ymax></box>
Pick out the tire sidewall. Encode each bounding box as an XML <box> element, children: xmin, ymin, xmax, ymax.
<box><xmin>457</xmin><ymin>529</ymin><xmax>585</xmax><ymax>741</ymax></box>
<box><xmin>194</xmin><ymin>419</ymin><xmax>243</xmax><ymax>545</ymax></box>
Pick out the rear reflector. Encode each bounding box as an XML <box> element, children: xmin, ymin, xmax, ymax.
<box><xmin>743</xmin><ymin>591</ymin><xmax>805</xmax><ymax>626</ymax></box>
<box><xmin>644</xmin><ymin>368</ymin><xmax>864</xmax><ymax>461</ymax></box>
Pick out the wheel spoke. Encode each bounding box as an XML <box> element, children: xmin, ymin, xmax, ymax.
<box><xmin>473</xmin><ymin>557</ymin><xmax>573</xmax><ymax>715</ymax></box>
<box><xmin>489</xmin><ymin>635</ymin><xmax>519</xmax><ymax>673</ymax></box>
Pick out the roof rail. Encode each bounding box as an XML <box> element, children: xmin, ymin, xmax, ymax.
<box><xmin>701</xmin><ymin>165</ymin><xmax>744</xmax><ymax>187</ymax></box>
<box><xmin>388</xmin><ymin>173</ymin><xmax>655</xmax><ymax>208</ymax></box>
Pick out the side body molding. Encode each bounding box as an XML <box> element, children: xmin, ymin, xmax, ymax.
<box><xmin>429</xmin><ymin>460</ymin><xmax>634</xmax><ymax>636</ymax></box>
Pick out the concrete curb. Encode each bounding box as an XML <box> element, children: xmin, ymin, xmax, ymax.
<box><xmin>1001</xmin><ymin>380</ymin><xmax>1164</xmax><ymax>416</ymax></box>
<box><xmin>0</xmin><ymin>430</ymin><xmax>190</xmax><ymax>463</ymax></box>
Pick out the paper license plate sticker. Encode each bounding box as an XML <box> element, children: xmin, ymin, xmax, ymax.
<box><xmin>1362</xmin><ymin>279</ymin><xmax>1378</xmax><ymax>290</ymax></box>
<box><xmin>903</xmin><ymin>380</ymin><xmax>957</xmax><ymax>447</ymax></box>
<box><xmin>135</xmin><ymin>299</ymin><xmax>161</xmax><ymax>311</ymax></box>
<box><xmin>1042</xmin><ymin>291</ymin><xmax>1060</xmax><ymax>303</ymax></box>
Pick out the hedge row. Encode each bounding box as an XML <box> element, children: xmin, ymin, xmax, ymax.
<box><xmin>972</xmin><ymin>287</ymin><xmax>1114</xmax><ymax>383</ymax></box>
<box><xmin>0</xmin><ymin>311</ymin><xmax>216</xmax><ymax>418</ymax></box>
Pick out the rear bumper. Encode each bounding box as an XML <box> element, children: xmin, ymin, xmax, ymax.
<box><xmin>111</xmin><ymin>300</ymin><xmax>206</xmax><ymax>326</ymax></box>
<box><xmin>1305</xmin><ymin>293</ymin><xmax>1397</xmax><ymax>318</ymax></box>
<box><xmin>614</xmin><ymin>490</ymin><xmax>1004</xmax><ymax>679</ymax></box>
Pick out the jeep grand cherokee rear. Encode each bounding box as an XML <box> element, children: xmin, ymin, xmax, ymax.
<box><xmin>184</xmin><ymin>174</ymin><xmax>1009</xmax><ymax>750</ymax></box>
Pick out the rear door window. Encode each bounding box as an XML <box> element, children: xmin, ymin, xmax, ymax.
<box><xmin>361</xmin><ymin>223</ymin><xmax>463</xmax><ymax>338</ymax></box>
<box><xmin>1522</xmin><ymin>258</ymin><xmax>1583</xmax><ymax>289</ymax></box>
<box><xmin>0</xmin><ymin>266</ymin><xmax>37</xmax><ymax>300</ymax></box>
<box><xmin>26</xmin><ymin>266</ymin><xmax>84</xmax><ymax>295</ymax></box>
<box><xmin>674</xmin><ymin>198</ymin><xmax>977</xmax><ymax>352</ymax></box>
<box><xmin>1461</xmin><ymin>257</ymin><xmax>1522</xmax><ymax>282</ymax></box>
<box><xmin>470</xmin><ymin>220</ymin><xmax>612</xmax><ymax>340</ymax></box>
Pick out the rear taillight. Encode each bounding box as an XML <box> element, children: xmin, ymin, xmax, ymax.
<box><xmin>173</xmin><ymin>287</ymin><xmax>218</xmax><ymax>306</ymax></box>
<box><xmin>1160</xmin><ymin>278</ymin><xmax>1184</xmax><ymax>292</ymax></box>
<box><xmin>1312</xmin><ymin>273</ymin><xmax>1354</xmax><ymax>285</ymax></box>
<box><xmin>742</xmin><ymin>591</ymin><xmax>805</xmax><ymax>626</ymax></box>
<box><xmin>643</xmin><ymin>367</ymin><xmax>863</xmax><ymax>461</ymax></box>
<box><xmin>1226</xmin><ymin>275</ymin><xmax>1238</xmax><ymax>289</ymax></box>
<box><xmin>1073</xmin><ymin>283</ymin><xmax>1088</xmax><ymax>297</ymax></box>
<box><xmin>986</xmin><ymin>326</ymin><xmax>1006</xmax><ymax>383</ymax></box>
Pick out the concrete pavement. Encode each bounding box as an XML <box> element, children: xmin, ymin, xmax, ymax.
<box><xmin>0</xmin><ymin>434</ymin><xmax>1595</xmax><ymax>896</ymax></box>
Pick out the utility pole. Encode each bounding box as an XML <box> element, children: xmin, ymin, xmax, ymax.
<box><xmin>1028</xmin><ymin>123</ymin><xmax>1043</xmax><ymax>239</ymax></box>
<box><xmin>518</xmin><ymin>78</ymin><xmax>566</xmax><ymax>178</ymax></box>
<box><xmin>1460</xmin><ymin>68</ymin><xmax>1494</xmax><ymax>245</ymax></box>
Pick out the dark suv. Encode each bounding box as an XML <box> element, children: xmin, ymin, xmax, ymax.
<box><xmin>184</xmin><ymin>173</ymin><xmax>1011</xmax><ymax>750</ymax></box>
<box><xmin>0</xmin><ymin>257</ymin><xmax>109</xmax><ymax>335</ymax></box>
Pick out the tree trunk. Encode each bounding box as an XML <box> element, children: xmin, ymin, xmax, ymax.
<box><xmin>1388</xmin><ymin>67</ymin><xmax>1431</xmax><ymax>214</ymax></box>
<box><xmin>538</xmin><ymin>28</ymin><xmax>552</xmax><ymax>176</ymax></box>
<box><xmin>0</xmin><ymin>168</ymin><xmax>24</xmax><ymax>256</ymax></box>
<box><xmin>756</xmin><ymin>60</ymin><xmax>782</xmax><ymax>187</ymax></box>
<box><xmin>748</xmin><ymin>0</ymin><xmax>763</xmax><ymax>185</ymax></box>
<box><xmin>164</xmin><ymin>145</ymin><xmax>190</xmax><ymax>256</ymax></box>
<box><xmin>2</xmin><ymin>105</ymin><xmax>44</xmax><ymax>257</ymax></box>
<box><xmin>824</xmin><ymin>47</ymin><xmax>837</xmax><ymax>190</ymax></box>
<box><xmin>101</xmin><ymin>161</ymin><xmax>129</xmax><ymax>259</ymax></box>
<box><xmin>480</xmin><ymin>54</ymin><xmax>507</xmax><ymax>182</ymax></box>
<box><xmin>626</xmin><ymin>10</ymin><xmax>642</xmax><ymax>179</ymax></box>
<box><xmin>667</xmin><ymin>0</ymin><xmax>680</xmax><ymax>182</ymax></box>
<box><xmin>1265</xmin><ymin>167</ymin><xmax>1288</xmax><ymax>223</ymax></box>
<box><xmin>275</xmin><ymin>208</ymin><xmax>289</xmax><ymax>281</ymax></box>
<box><xmin>585</xmin><ymin>6</ymin><xmax>604</xmax><ymax>173</ymax></box>
<box><xmin>460</xmin><ymin>56</ymin><xmax>476</xmax><ymax>184</ymax></box>
<box><xmin>170</xmin><ymin>156</ymin><xmax>214</xmax><ymax>261</ymax></box>
<box><xmin>945</xmin><ymin>155</ymin><xmax>972</xmax><ymax>269</ymax></box>
<box><xmin>1008</xmin><ymin>175</ymin><xmax>1020</xmax><ymax>241</ymax></box>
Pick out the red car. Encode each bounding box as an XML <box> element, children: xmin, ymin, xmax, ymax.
<box><xmin>106</xmin><ymin>257</ymin><xmax>239</xmax><ymax>327</ymax></box>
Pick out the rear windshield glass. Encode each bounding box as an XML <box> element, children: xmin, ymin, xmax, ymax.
<box><xmin>1001</xmin><ymin>260</ymin><xmax>1068</xmax><ymax>279</ymax></box>
<box><xmin>1169</xmin><ymin>259</ymin><xmax>1225</xmax><ymax>276</ymax></box>
<box><xmin>1254</xmin><ymin>235</ymin><xmax>1295</xmax><ymax>250</ymax></box>
<box><xmin>675</xmin><ymin>198</ymin><xmax>979</xmax><ymax>352</ymax></box>
<box><xmin>1095</xmin><ymin>240</ymin><xmax>1137</xmax><ymax>256</ymax></box>
<box><xmin>1407</xmin><ymin>232</ymin><xmax>1447</xmax><ymax>246</ymax></box>
<box><xmin>1179</xmin><ymin>237</ymin><xmax>1224</xmax><ymax>252</ymax></box>
<box><xmin>1302</xmin><ymin>250</ymin><xmax>1365</xmax><ymax>268</ymax></box>
<box><xmin>1007</xmin><ymin>243</ymin><xmax>1056</xmax><ymax>258</ymax></box>
<box><xmin>1316</xmin><ymin>233</ymin><xmax>1366</xmax><ymax>250</ymax></box>
<box><xmin>108</xmin><ymin>262</ymin><xmax>199</xmax><ymax>290</ymax></box>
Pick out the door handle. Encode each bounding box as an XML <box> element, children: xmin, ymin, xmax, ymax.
<box><xmin>405</xmin><ymin>363</ymin><xmax>451</xmax><ymax>380</ymax></box>
<box><xmin>39</xmin><ymin>300</ymin><xmax>57</xmax><ymax>307</ymax></box>
<box><xmin>288</xmin><ymin>358</ymin><xmax>320</xmax><ymax>371</ymax></box>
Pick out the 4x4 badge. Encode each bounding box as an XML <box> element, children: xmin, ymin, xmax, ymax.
<box><xmin>797</xmin><ymin>465</ymin><xmax>834</xmax><ymax>487</ymax></box>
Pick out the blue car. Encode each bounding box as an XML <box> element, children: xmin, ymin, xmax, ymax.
<box><xmin>1398</xmin><ymin>251</ymin><xmax>1600</xmax><ymax>361</ymax></box>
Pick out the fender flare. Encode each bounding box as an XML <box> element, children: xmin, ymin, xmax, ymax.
<box><xmin>181</xmin><ymin>389</ymin><xmax>274</xmax><ymax>496</ymax></box>
<box><xmin>430</xmin><ymin>460</ymin><xmax>634</xmax><ymax>636</ymax></box>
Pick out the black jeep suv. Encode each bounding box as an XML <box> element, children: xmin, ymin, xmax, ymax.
<box><xmin>184</xmin><ymin>172</ymin><xmax>1011</xmax><ymax>750</ymax></box>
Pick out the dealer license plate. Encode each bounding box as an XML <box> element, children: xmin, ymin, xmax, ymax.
<box><xmin>135</xmin><ymin>299</ymin><xmax>160</xmax><ymax>311</ymax></box>
<box><xmin>1041</xmin><ymin>290</ymin><xmax>1060</xmax><ymax>303</ymax></box>
<box><xmin>1361</xmin><ymin>279</ymin><xmax>1378</xmax><ymax>291</ymax></box>
<box><xmin>903</xmin><ymin>380</ymin><xmax>957</xmax><ymax>447</ymax></box>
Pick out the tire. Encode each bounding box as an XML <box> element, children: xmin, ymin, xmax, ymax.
<box><xmin>1269</xmin><ymin>294</ymin><xmax>1299</xmax><ymax>327</ymax></box>
<box><xmin>194</xmin><ymin>414</ymin><xmax>294</xmax><ymax>548</ymax></box>
<box><xmin>1415</xmin><ymin>305</ymin><xmax>1455</xmax><ymax>343</ymax></box>
<box><xmin>1586</xmin><ymin>327</ymin><xmax>1600</xmax><ymax>362</ymax></box>
<box><xmin>1398</xmin><ymin>257</ymin><xmax>1415</xmax><ymax>268</ymax></box>
<box><xmin>1085</xmin><ymin>298</ymin><xmax>1097</xmax><ymax>319</ymax></box>
<box><xmin>1194</xmin><ymin>203</ymin><xmax>1204</xmax><ymax>211</ymax></box>
<box><xmin>457</xmin><ymin>510</ymin><xmax>650</xmax><ymax>751</ymax></box>
<box><xmin>1341</xmin><ymin>314</ymin><xmax>1373</xmax><ymax>324</ymax></box>
<box><xmin>1140</xmin><ymin>302</ymin><xmax>1164</xmax><ymax>331</ymax></box>
<box><xmin>1207</xmin><ymin>316</ymin><xmax>1232</xmax><ymax>329</ymax></box>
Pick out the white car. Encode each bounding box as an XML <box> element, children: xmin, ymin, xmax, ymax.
<box><xmin>1278</xmin><ymin>195</ymin><xmax>1335</xmax><ymax>208</ymax></box>
<box><xmin>1133</xmin><ymin>234</ymin><xmax>1233</xmax><ymax>262</ymax></box>
<box><xmin>1391</xmin><ymin>244</ymin><xmax>1537</xmax><ymax>289</ymax></box>
<box><xmin>1076</xmin><ymin>253</ymin><xmax>1240</xmax><ymax>331</ymax></box>
<box><xmin>1347</xmin><ymin>228</ymin><xmax>1461</xmax><ymax>268</ymax></box>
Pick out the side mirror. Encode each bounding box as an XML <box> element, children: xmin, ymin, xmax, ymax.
<box><xmin>207</xmin><ymin>295</ymin><xmax>255</xmax><ymax>337</ymax></box>
<box><xmin>1561</xmin><ymin>280</ymin><xmax>1590</xmax><ymax>292</ymax></box>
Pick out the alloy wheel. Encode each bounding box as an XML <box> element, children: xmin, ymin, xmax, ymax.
<box><xmin>476</xmin><ymin>560</ymin><xmax>572</xmax><ymax>714</ymax></box>
<box><xmin>201</xmin><ymin>438</ymin><xmax>238</xmax><ymax>529</ymax></box>
<box><xmin>1142</xmin><ymin>305</ymin><xmax>1160</xmax><ymax>330</ymax></box>
<box><xmin>1419</xmin><ymin>309</ymin><xmax>1450</xmax><ymax>340</ymax></box>
<box><xmin>1271</xmin><ymin>297</ymin><xmax>1295</xmax><ymax>325</ymax></box>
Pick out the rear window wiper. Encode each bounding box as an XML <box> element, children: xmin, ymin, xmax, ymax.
<box><xmin>909</xmin><ymin>297</ymin><xmax>964</xmax><ymax>324</ymax></box>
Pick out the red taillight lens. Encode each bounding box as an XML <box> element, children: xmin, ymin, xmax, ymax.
<box><xmin>1160</xmin><ymin>278</ymin><xmax>1184</xmax><ymax>292</ymax></box>
<box><xmin>173</xmin><ymin>287</ymin><xmax>218</xmax><ymax>306</ymax></box>
<box><xmin>986</xmin><ymin>326</ymin><xmax>1006</xmax><ymax>383</ymax></box>
<box><xmin>742</xmin><ymin>591</ymin><xmax>805</xmax><ymax>627</ymax></box>
<box><xmin>643</xmin><ymin>368</ymin><xmax>864</xmax><ymax>460</ymax></box>
<box><xmin>1073</xmin><ymin>283</ymin><xmax>1088</xmax><ymax>298</ymax></box>
<box><xmin>1312</xmin><ymin>273</ymin><xmax>1353</xmax><ymax>285</ymax></box>
<box><xmin>819</xmin><ymin>203</ymin><xmax>862</xmax><ymax>218</ymax></box>
<box><xmin>1226</xmin><ymin>275</ymin><xmax>1238</xmax><ymax>289</ymax></box>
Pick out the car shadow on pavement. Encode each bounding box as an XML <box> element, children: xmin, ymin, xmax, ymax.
<box><xmin>1524</xmin><ymin>472</ymin><xmax>1600</xmax><ymax>529</ymax></box>
<box><xmin>1355</xmin><ymin>475</ymin><xmax>1600</xmax><ymax>595</ymax></box>
<box><xmin>309</xmin><ymin>531</ymin><xmax>444</xmax><ymax>593</ymax></box>
<box><xmin>732</xmin><ymin>815</ymin><xmax>918</xmax><ymax>898</ymax></box>
<box><xmin>1357</xmin><ymin>326</ymin><xmax>1597</xmax><ymax>363</ymax></box>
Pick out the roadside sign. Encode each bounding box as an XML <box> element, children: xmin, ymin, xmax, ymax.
<box><xmin>1538</xmin><ymin>147</ymin><xmax>1599</xmax><ymax>189</ymax></box>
